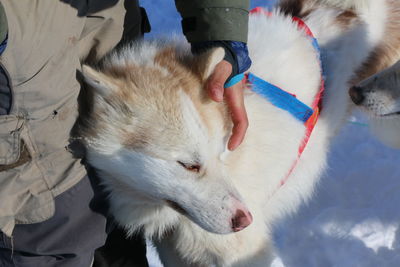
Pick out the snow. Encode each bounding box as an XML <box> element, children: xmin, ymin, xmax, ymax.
<box><xmin>273</xmin><ymin>114</ymin><xmax>400</xmax><ymax>267</ymax></box>
<box><xmin>139</xmin><ymin>1</ymin><xmax>400</xmax><ymax>266</ymax></box>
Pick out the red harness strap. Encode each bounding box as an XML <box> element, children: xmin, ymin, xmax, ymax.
<box><xmin>249</xmin><ymin>7</ymin><xmax>325</xmax><ymax>187</ymax></box>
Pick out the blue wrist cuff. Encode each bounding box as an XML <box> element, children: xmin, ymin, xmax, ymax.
<box><xmin>224</xmin><ymin>73</ymin><xmax>245</xmax><ymax>88</ymax></box>
<box><xmin>0</xmin><ymin>34</ymin><xmax>7</xmax><ymax>55</ymax></box>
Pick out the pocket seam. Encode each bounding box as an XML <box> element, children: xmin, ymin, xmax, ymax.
<box><xmin>0</xmin><ymin>127</ymin><xmax>20</xmax><ymax>165</ymax></box>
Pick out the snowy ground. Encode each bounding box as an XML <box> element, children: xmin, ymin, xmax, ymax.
<box><xmin>140</xmin><ymin>1</ymin><xmax>400</xmax><ymax>266</ymax></box>
<box><xmin>273</xmin><ymin>114</ymin><xmax>400</xmax><ymax>267</ymax></box>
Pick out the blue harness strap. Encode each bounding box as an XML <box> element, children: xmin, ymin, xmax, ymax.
<box><xmin>247</xmin><ymin>73</ymin><xmax>314</xmax><ymax>123</ymax></box>
<box><xmin>248</xmin><ymin>7</ymin><xmax>326</xmax><ymax>189</ymax></box>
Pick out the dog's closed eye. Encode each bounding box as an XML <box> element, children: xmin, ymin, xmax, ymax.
<box><xmin>177</xmin><ymin>161</ymin><xmax>201</xmax><ymax>173</ymax></box>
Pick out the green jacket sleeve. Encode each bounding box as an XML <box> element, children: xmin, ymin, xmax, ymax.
<box><xmin>174</xmin><ymin>0</ymin><xmax>249</xmax><ymax>43</ymax></box>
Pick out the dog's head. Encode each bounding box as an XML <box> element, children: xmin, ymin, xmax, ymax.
<box><xmin>349</xmin><ymin>61</ymin><xmax>400</xmax><ymax>148</ymax></box>
<box><xmin>79</xmin><ymin>43</ymin><xmax>252</xmax><ymax>234</ymax></box>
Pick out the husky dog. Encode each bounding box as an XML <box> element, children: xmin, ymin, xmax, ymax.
<box><xmin>78</xmin><ymin>0</ymin><xmax>400</xmax><ymax>265</ymax></box>
<box><xmin>350</xmin><ymin>60</ymin><xmax>400</xmax><ymax>148</ymax></box>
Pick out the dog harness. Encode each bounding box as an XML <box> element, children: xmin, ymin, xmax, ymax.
<box><xmin>248</xmin><ymin>7</ymin><xmax>325</xmax><ymax>188</ymax></box>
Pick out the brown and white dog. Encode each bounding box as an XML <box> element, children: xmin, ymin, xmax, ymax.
<box><xmin>350</xmin><ymin>60</ymin><xmax>400</xmax><ymax>148</ymax></box>
<box><xmin>346</xmin><ymin>0</ymin><xmax>400</xmax><ymax>148</ymax></box>
<box><xmin>78</xmin><ymin>0</ymin><xmax>400</xmax><ymax>265</ymax></box>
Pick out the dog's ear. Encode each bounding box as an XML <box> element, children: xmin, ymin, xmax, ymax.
<box><xmin>82</xmin><ymin>65</ymin><xmax>118</xmax><ymax>97</ymax></box>
<box><xmin>195</xmin><ymin>47</ymin><xmax>225</xmax><ymax>81</ymax></box>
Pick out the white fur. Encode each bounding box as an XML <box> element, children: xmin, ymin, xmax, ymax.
<box><xmin>81</xmin><ymin>0</ymin><xmax>390</xmax><ymax>266</ymax></box>
<box><xmin>320</xmin><ymin>0</ymin><xmax>371</xmax><ymax>9</ymax></box>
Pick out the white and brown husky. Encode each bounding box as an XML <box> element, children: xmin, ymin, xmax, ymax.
<box><xmin>78</xmin><ymin>0</ymin><xmax>400</xmax><ymax>265</ymax></box>
<box><xmin>350</xmin><ymin>60</ymin><xmax>400</xmax><ymax>148</ymax></box>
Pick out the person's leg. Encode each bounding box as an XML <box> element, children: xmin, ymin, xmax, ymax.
<box><xmin>0</xmin><ymin>176</ymin><xmax>107</xmax><ymax>267</ymax></box>
<box><xmin>93</xmin><ymin>226</ymin><xmax>149</xmax><ymax>267</ymax></box>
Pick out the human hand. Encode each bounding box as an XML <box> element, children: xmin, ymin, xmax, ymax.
<box><xmin>206</xmin><ymin>60</ymin><xmax>248</xmax><ymax>151</ymax></box>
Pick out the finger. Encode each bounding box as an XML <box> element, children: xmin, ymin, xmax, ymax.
<box><xmin>206</xmin><ymin>60</ymin><xmax>232</xmax><ymax>102</ymax></box>
<box><xmin>224</xmin><ymin>79</ymin><xmax>248</xmax><ymax>150</ymax></box>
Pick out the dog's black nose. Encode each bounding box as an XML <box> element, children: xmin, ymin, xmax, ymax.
<box><xmin>349</xmin><ymin>86</ymin><xmax>365</xmax><ymax>105</ymax></box>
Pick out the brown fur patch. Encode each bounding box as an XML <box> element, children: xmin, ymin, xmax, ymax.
<box><xmin>336</xmin><ymin>10</ymin><xmax>358</xmax><ymax>29</ymax></box>
<box><xmin>352</xmin><ymin>0</ymin><xmax>400</xmax><ymax>84</ymax></box>
<box><xmin>279</xmin><ymin>0</ymin><xmax>358</xmax><ymax>27</ymax></box>
<box><xmin>154</xmin><ymin>47</ymin><xmax>231</xmax><ymax>135</ymax></box>
<box><xmin>280</xmin><ymin>0</ymin><xmax>307</xmax><ymax>17</ymax></box>
<box><xmin>154</xmin><ymin>47</ymin><xmax>205</xmax><ymax>98</ymax></box>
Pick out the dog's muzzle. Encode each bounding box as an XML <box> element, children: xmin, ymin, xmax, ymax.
<box><xmin>349</xmin><ymin>86</ymin><xmax>365</xmax><ymax>105</ymax></box>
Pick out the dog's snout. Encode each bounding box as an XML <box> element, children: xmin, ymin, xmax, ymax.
<box><xmin>230</xmin><ymin>197</ymin><xmax>253</xmax><ymax>232</ymax></box>
<box><xmin>231</xmin><ymin>209</ymin><xmax>253</xmax><ymax>232</ymax></box>
<box><xmin>349</xmin><ymin>86</ymin><xmax>365</xmax><ymax>105</ymax></box>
